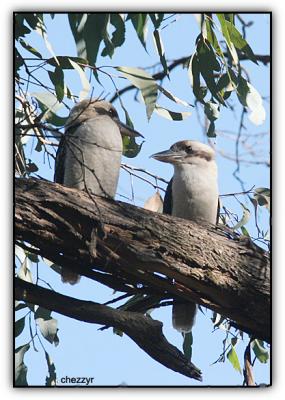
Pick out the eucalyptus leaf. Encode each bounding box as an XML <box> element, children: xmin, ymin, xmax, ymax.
<box><xmin>129</xmin><ymin>13</ymin><xmax>148</xmax><ymax>50</ymax></box>
<box><xmin>154</xmin><ymin>106</ymin><xmax>191</xmax><ymax>121</ymax></box>
<box><xmin>35</xmin><ymin>307</ymin><xmax>59</xmax><ymax>346</ymax></box>
<box><xmin>216</xmin><ymin>14</ymin><xmax>238</xmax><ymax>65</ymax></box>
<box><xmin>44</xmin><ymin>351</ymin><xmax>57</xmax><ymax>386</ymax></box>
<box><xmin>225</xmin><ymin>19</ymin><xmax>257</xmax><ymax>64</ymax></box>
<box><xmin>19</xmin><ymin>38</ymin><xmax>42</xmax><ymax>58</ymax></box>
<box><xmin>69</xmin><ymin>58</ymin><xmax>91</xmax><ymax>100</ymax></box>
<box><xmin>117</xmin><ymin>66</ymin><xmax>158</xmax><ymax>120</ymax></box>
<box><xmin>122</xmin><ymin>136</ymin><xmax>144</xmax><ymax>158</ymax></box>
<box><xmin>232</xmin><ymin>204</ymin><xmax>251</xmax><ymax>231</ymax></box>
<box><xmin>251</xmin><ymin>339</ymin><xmax>269</xmax><ymax>363</ymax></box>
<box><xmin>15</xmin><ymin>344</ymin><xmax>30</xmax><ymax>386</ymax></box>
<box><xmin>48</xmin><ymin>66</ymin><xmax>65</xmax><ymax>103</ymax></box>
<box><xmin>15</xmin><ymin>316</ymin><xmax>26</xmax><ymax>337</ymax></box>
<box><xmin>17</xmin><ymin>258</ymin><xmax>33</xmax><ymax>283</ymax></box>
<box><xmin>254</xmin><ymin>188</ymin><xmax>270</xmax><ymax>211</ymax></box>
<box><xmin>204</xmin><ymin>101</ymin><xmax>220</xmax><ymax>121</ymax></box>
<box><xmin>226</xmin><ymin>345</ymin><xmax>242</xmax><ymax>374</ymax></box>
<box><xmin>157</xmin><ymin>85</ymin><xmax>191</xmax><ymax>107</ymax></box>
<box><xmin>153</xmin><ymin>29</ymin><xmax>169</xmax><ymax>77</ymax></box>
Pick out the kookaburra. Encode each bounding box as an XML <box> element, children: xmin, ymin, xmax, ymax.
<box><xmin>54</xmin><ymin>99</ymin><xmax>143</xmax><ymax>284</ymax></box>
<box><xmin>151</xmin><ymin>140</ymin><xmax>219</xmax><ymax>333</ymax></box>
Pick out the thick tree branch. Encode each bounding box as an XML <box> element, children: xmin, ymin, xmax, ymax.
<box><xmin>15</xmin><ymin>277</ymin><xmax>202</xmax><ymax>381</ymax></box>
<box><xmin>15</xmin><ymin>178</ymin><xmax>270</xmax><ymax>343</ymax></box>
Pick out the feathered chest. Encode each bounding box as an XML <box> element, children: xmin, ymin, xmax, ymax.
<box><xmin>171</xmin><ymin>162</ymin><xmax>219</xmax><ymax>224</ymax></box>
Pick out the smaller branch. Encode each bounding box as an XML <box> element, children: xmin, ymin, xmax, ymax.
<box><xmin>15</xmin><ymin>278</ymin><xmax>202</xmax><ymax>381</ymax></box>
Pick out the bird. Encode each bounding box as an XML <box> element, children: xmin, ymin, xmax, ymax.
<box><xmin>54</xmin><ymin>99</ymin><xmax>143</xmax><ymax>284</ymax></box>
<box><xmin>151</xmin><ymin>140</ymin><xmax>219</xmax><ymax>333</ymax></box>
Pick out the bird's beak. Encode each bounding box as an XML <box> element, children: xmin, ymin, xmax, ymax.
<box><xmin>150</xmin><ymin>149</ymin><xmax>182</xmax><ymax>163</ymax></box>
<box><xmin>116</xmin><ymin>120</ymin><xmax>144</xmax><ymax>138</ymax></box>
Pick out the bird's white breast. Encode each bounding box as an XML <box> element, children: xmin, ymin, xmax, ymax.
<box><xmin>172</xmin><ymin>160</ymin><xmax>219</xmax><ymax>223</ymax></box>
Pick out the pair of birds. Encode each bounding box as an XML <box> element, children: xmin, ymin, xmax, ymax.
<box><xmin>54</xmin><ymin>99</ymin><xmax>219</xmax><ymax>334</ymax></box>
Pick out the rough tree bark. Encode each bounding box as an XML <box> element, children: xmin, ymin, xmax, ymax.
<box><xmin>15</xmin><ymin>178</ymin><xmax>270</xmax><ymax>379</ymax></box>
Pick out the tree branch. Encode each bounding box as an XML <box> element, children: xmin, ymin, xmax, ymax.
<box><xmin>110</xmin><ymin>54</ymin><xmax>270</xmax><ymax>103</ymax></box>
<box><xmin>15</xmin><ymin>277</ymin><xmax>202</xmax><ymax>381</ymax></box>
<box><xmin>15</xmin><ymin>178</ymin><xmax>270</xmax><ymax>343</ymax></box>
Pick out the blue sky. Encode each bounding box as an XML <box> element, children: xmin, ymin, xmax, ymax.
<box><xmin>15</xmin><ymin>13</ymin><xmax>270</xmax><ymax>386</ymax></box>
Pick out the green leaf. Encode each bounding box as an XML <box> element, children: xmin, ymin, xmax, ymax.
<box><xmin>153</xmin><ymin>29</ymin><xmax>169</xmax><ymax>78</ymax></box>
<box><xmin>240</xmin><ymin>226</ymin><xmax>250</xmax><ymax>237</ymax></box>
<box><xmin>100</xmin><ymin>15</ymin><xmax>114</xmax><ymax>58</ymax></box>
<box><xmin>227</xmin><ymin>345</ymin><xmax>242</xmax><ymax>374</ymax></box>
<box><xmin>254</xmin><ymin>188</ymin><xmax>270</xmax><ymax>211</ymax></box>
<box><xmin>35</xmin><ymin>307</ymin><xmax>59</xmax><ymax>346</ymax></box>
<box><xmin>204</xmin><ymin>101</ymin><xmax>220</xmax><ymax>121</ymax></box>
<box><xmin>44</xmin><ymin>351</ymin><xmax>57</xmax><ymax>386</ymax></box>
<box><xmin>32</xmin><ymin>91</ymin><xmax>63</xmax><ymax>115</ymax></box>
<box><xmin>17</xmin><ymin>258</ymin><xmax>33</xmax><ymax>283</ymax></box>
<box><xmin>19</xmin><ymin>38</ymin><xmax>42</xmax><ymax>58</ymax></box>
<box><xmin>207</xmin><ymin>121</ymin><xmax>216</xmax><ymax>137</ymax></box>
<box><xmin>237</xmin><ymin>77</ymin><xmax>266</xmax><ymax>125</ymax></box>
<box><xmin>36</xmin><ymin>17</ymin><xmax>59</xmax><ymax>66</ymax></box>
<box><xmin>15</xmin><ymin>48</ymin><xmax>24</xmax><ymax>76</ymax></box>
<box><xmin>101</xmin><ymin>13</ymin><xmax>126</xmax><ymax>57</ymax></box>
<box><xmin>45</xmin><ymin>113</ymin><xmax>68</xmax><ymax>128</ymax></box>
<box><xmin>15</xmin><ymin>344</ymin><xmax>30</xmax><ymax>386</ymax></box>
<box><xmin>48</xmin><ymin>66</ymin><xmax>65</xmax><ymax>103</ymax></box>
<box><xmin>47</xmin><ymin>55</ymin><xmax>88</xmax><ymax>69</ymax></box>
<box><xmin>84</xmin><ymin>14</ymin><xmax>109</xmax><ymax>63</ymax></box>
<box><xmin>117</xmin><ymin>66</ymin><xmax>158</xmax><ymax>120</ymax></box>
<box><xmin>236</xmin><ymin>76</ymin><xmax>250</xmax><ymax>107</ymax></box>
<box><xmin>68</xmin><ymin>58</ymin><xmax>91</xmax><ymax>100</ymax></box>
<box><xmin>225</xmin><ymin>19</ymin><xmax>258</xmax><ymax>64</ymax></box>
<box><xmin>15</xmin><ymin>14</ymin><xmax>31</xmax><ymax>39</ymax></box>
<box><xmin>122</xmin><ymin>136</ymin><xmax>144</xmax><ymax>158</ymax></box>
<box><xmin>251</xmin><ymin>339</ymin><xmax>269</xmax><ymax>363</ymax></box>
<box><xmin>205</xmin><ymin>19</ymin><xmax>223</xmax><ymax>56</ymax></box>
<box><xmin>196</xmin><ymin>36</ymin><xmax>224</xmax><ymax>104</ymax></box>
<box><xmin>197</xmin><ymin>36</ymin><xmax>220</xmax><ymax>72</ymax></box>
<box><xmin>15</xmin><ymin>316</ymin><xmax>26</xmax><ymax>337</ymax></box>
<box><xmin>69</xmin><ymin>13</ymin><xmax>108</xmax><ymax>79</ymax></box>
<box><xmin>157</xmin><ymin>85</ymin><xmax>191</xmax><ymax>107</ymax></box>
<box><xmin>149</xmin><ymin>13</ymin><xmax>164</xmax><ymax>29</ymax></box>
<box><xmin>232</xmin><ymin>204</ymin><xmax>251</xmax><ymax>231</ymax></box>
<box><xmin>182</xmin><ymin>332</ymin><xmax>193</xmax><ymax>361</ymax></box>
<box><xmin>154</xmin><ymin>106</ymin><xmax>191</xmax><ymax>121</ymax></box>
<box><xmin>129</xmin><ymin>13</ymin><xmax>148</xmax><ymax>50</ymax></box>
<box><xmin>188</xmin><ymin>53</ymin><xmax>203</xmax><ymax>102</ymax></box>
<box><xmin>216</xmin><ymin>13</ymin><xmax>238</xmax><ymax>65</ymax></box>
<box><xmin>23</xmin><ymin>13</ymin><xmax>43</xmax><ymax>30</ymax></box>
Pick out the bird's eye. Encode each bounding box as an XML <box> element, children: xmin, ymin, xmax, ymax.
<box><xmin>108</xmin><ymin>108</ymin><xmax>118</xmax><ymax>118</ymax></box>
<box><xmin>185</xmin><ymin>146</ymin><xmax>192</xmax><ymax>153</ymax></box>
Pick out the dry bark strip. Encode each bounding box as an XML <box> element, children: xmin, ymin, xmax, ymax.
<box><xmin>15</xmin><ymin>178</ymin><xmax>270</xmax><ymax>363</ymax></box>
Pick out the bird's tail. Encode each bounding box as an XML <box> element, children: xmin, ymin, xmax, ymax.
<box><xmin>172</xmin><ymin>300</ymin><xmax>197</xmax><ymax>333</ymax></box>
<box><xmin>61</xmin><ymin>268</ymin><xmax>81</xmax><ymax>285</ymax></box>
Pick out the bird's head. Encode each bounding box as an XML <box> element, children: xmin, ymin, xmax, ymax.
<box><xmin>65</xmin><ymin>99</ymin><xmax>143</xmax><ymax>138</ymax></box>
<box><xmin>151</xmin><ymin>140</ymin><xmax>215</xmax><ymax>165</ymax></box>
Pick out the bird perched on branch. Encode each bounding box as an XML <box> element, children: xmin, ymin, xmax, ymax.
<box><xmin>151</xmin><ymin>140</ymin><xmax>219</xmax><ymax>333</ymax></box>
<box><xmin>54</xmin><ymin>99</ymin><xmax>143</xmax><ymax>284</ymax></box>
